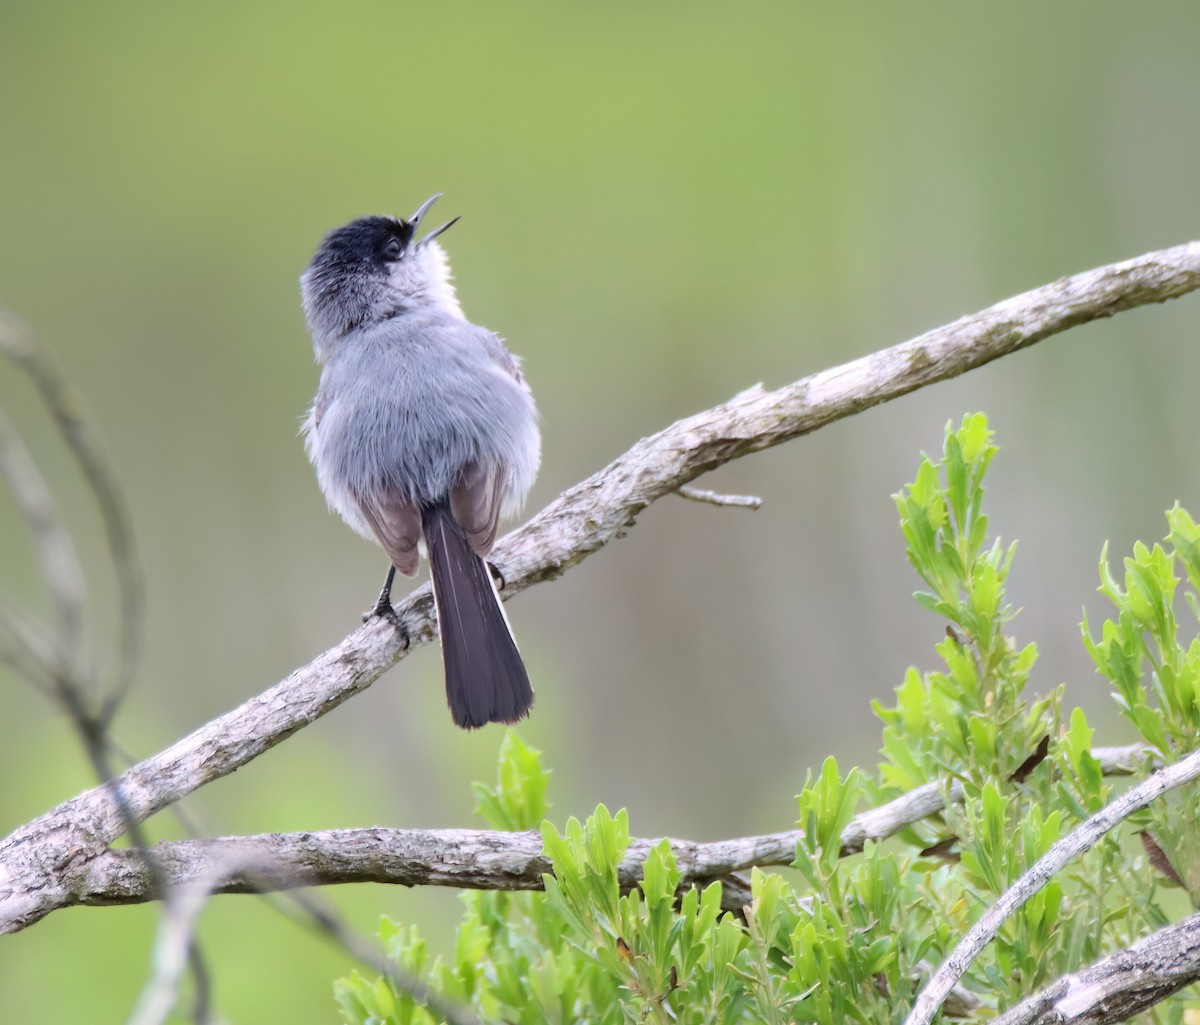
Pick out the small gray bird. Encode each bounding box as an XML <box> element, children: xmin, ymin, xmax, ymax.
<box><xmin>300</xmin><ymin>194</ymin><xmax>541</xmax><ymax>729</ymax></box>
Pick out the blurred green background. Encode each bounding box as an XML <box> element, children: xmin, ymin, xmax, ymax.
<box><xmin>2</xmin><ymin>1</ymin><xmax>1199</xmax><ymax>1020</ymax></box>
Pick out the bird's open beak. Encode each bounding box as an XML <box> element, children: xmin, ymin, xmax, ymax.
<box><xmin>408</xmin><ymin>193</ymin><xmax>442</xmax><ymax>226</ymax></box>
<box><xmin>409</xmin><ymin>193</ymin><xmax>460</xmax><ymax>249</ymax></box>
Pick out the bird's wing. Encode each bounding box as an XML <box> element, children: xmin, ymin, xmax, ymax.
<box><xmin>356</xmin><ymin>494</ymin><xmax>424</xmax><ymax>576</ymax></box>
<box><xmin>449</xmin><ymin>460</ymin><xmax>507</xmax><ymax>558</ymax></box>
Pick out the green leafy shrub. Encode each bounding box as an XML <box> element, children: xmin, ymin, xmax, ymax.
<box><xmin>335</xmin><ymin>415</ymin><xmax>1200</xmax><ymax>1024</ymax></box>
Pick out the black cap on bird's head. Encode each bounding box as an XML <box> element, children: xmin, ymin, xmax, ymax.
<box><xmin>311</xmin><ymin>194</ymin><xmax>460</xmax><ymax>271</ymax></box>
<box><xmin>302</xmin><ymin>194</ymin><xmax>465</xmax><ymax>351</ymax></box>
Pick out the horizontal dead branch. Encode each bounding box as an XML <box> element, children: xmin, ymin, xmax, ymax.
<box><xmin>35</xmin><ymin>745</ymin><xmax>1150</xmax><ymax>917</ymax></box>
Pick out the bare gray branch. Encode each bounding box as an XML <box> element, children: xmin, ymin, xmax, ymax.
<box><xmin>14</xmin><ymin>744</ymin><xmax>1149</xmax><ymax>918</ymax></box>
<box><xmin>0</xmin><ymin>404</ymin><xmax>86</xmax><ymax>682</ymax></box>
<box><xmin>905</xmin><ymin>748</ymin><xmax>1200</xmax><ymax>1025</ymax></box>
<box><xmin>675</xmin><ymin>485</ymin><xmax>763</xmax><ymax>508</ymax></box>
<box><xmin>990</xmin><ymin>912</ymin><xmax>1200</xmax><ymax>1025</ymax></box>
<box><xmin>127</xmin><ymin>857</ymin><xmax>245</xmax><ymax>1025</ymax></box>
<box><xmin>0</xmin><ymin>308</ymin><xmax>144</xmax><ymax>711</ymax></box>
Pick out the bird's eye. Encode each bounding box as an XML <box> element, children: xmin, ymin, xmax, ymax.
<box><xmin>384</xmin><ymin>237</ymin><xmax>404</xmax><ymax>260</ymax></box>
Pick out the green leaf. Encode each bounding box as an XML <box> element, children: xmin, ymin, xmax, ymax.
<box><xmin>796</xmin><ymin>758</ymin><xmax>863</xmax><ymax>882</ymax></box>
<box><xmin>471</xmin><ymin>731</ymin><xmax>550</xmax><ymax>830</ymax></box>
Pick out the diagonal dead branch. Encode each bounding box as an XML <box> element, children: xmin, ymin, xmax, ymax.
<box><xmin>905</xmin><ymin>747</ymin><xmax>1200</xmax><ymax>1025</ymax></box>
<box><xmin>1</xmin><ymin>243</ymin><xmax>1198</xmax><ymax>936</ymax></box>
<box><xmin>990</xmin><ymin>911</ymin><xmax>1200</xmax><ymax>1025</ymax></box>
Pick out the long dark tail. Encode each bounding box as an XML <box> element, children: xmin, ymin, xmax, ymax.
<box><xmin>421</xmin><ymin>503</ymin><xmax>533</xmax><ymax>729</ymax></box>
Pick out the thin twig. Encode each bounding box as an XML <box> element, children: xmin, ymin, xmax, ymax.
<box><xmin>0</xmin><ymin>602</ymin><xmax>58</xmax><ymax>693</ymax></box>
<box><xmin>676</xmin><ymin>485</ymin><xmax>763</xmax><ymax>509</ymax></box>
<box><xmin>267</xmin><ymin>888</ymin><xmax>487</xmax><ymax>1025</ymax></box>
<box><xmin>0</xmin><ymin>309</ymin><xmax>144</xmax><ymax>717</ymax></box>
<box><xmin>904</xmin><ymin>748</ymin><xmax>1200</xmax><ymax>1025</ymax></box>
<box><xmin>127</xmin><ymin>861</ymin><xmax>234</xmax><ymax>1025</ymax></box>
<box><xmin>0</xmin><ymin>405</ymin><xmax>87</xmax><ymax>682</ymax></box>
<box><xmin>0</xmin><ymin>315</ymin><xmax>203</xmax><ymax>1018</ymax></box>
<box><xmin>100</xmin><ymin>748</ymin><xmax>454</xmax><ymax>1024</ymax></box>
<box><xmin>125</xmin><ymin>848</ymin><xmax>485</xmax><ymax>1025</ymax></box>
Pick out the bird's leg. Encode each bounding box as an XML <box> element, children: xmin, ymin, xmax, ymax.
<box><xmin>370</xmin><ymin>565</ymin><xmax>397</xmax><ymax>616</ymax></box>
<box><xmin>486</xmin><ymin>561</ymin><xmax>507</xmax><ymax>591</ymax></box>
<box><xmin>365</xmin><ymin>566</ymin><xmax>407</xmax><ymax>646</ymax></box>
